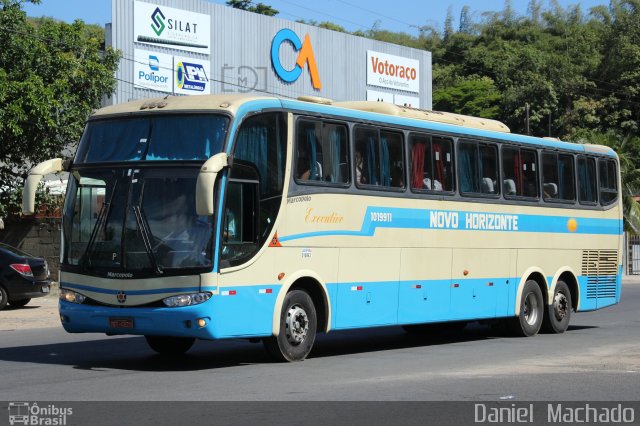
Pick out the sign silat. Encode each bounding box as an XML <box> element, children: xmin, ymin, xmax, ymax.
<box><xmin>134</xmin><ymin>1</ymin><xmax>211</xmax><ymax>55</ymax></box>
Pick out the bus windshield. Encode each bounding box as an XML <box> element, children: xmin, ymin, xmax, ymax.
<box><xmin>75</xmin><ymin>114</ymin><xmax>228</xmax><ymax>163</ymax></box>
<box><xmin>62</xmin><ymin>166</ymin><xmax>213</xmax><ymax>275</ymax></box>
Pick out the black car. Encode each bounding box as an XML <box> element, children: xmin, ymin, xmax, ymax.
<box><xmin>0</xmin><ymin>243</ymin><xmax>51</xmax><ymax>310</ymax></box>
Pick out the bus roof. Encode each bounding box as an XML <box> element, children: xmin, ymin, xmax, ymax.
<box><xmin>92</xmin><ymin>94</ymin><xmax>617</xmax><ymax>158</ymax></box>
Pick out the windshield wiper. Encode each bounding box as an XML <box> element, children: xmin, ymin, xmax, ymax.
<box><xmin>132</xmin><ymin>205</ymin><xmax>163</xmax><ymax>275</ymax></box>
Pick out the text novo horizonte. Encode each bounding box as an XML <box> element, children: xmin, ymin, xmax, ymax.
<box><xmin>429</xmin><ymin>211</ymin><xmax>519</xmax><ymax>231</ymax></box>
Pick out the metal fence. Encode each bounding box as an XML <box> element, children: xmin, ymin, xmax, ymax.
<box><xmin>628</xmin><ymin>234</ymin><xmax>640</xmax><ymax>275</ymax></box>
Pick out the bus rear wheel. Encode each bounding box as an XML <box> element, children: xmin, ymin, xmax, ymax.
<box><xmin>145</xmin><ymin>336</ymin><xmax>195</xmax><ymax>356</ymax></box>
<box><xmin>509</xmin><ymin>280</ymin><xmax>544</xmax><ymax>337</ymax></box>
<box><xmin>542</xmin><ymin>280</ymin><xmax>572</xmax><ymax>334</ymax></box>
<box><xmin>264</xmin><ymin>289</ymin><xmax>317</xmax><ymax>362</ymax></box>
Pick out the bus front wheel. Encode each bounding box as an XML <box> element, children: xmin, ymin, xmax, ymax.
<box><xmin>542</xmin><ymin>280</ymin><xmax>572</xmax><ymax>334</ymax></box>
<box><xmin>145</xmin><ymin>335</ymin><xmax>195</xmax><ymax>356</ymax></box>
<box><xmin>264</xmin><ymin>289</ymin><xmax>317</xmax><ymax>362</ymax></box>
<box><xmin>509</xmin><ymin>280</ymin><xmax>544</xmax><ymax>337</ymax></box>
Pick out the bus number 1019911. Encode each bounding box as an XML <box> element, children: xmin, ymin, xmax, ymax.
<box><xmin>371</xmin><ymin>212</ymin><xmax>393</xmax><ymax>223</ymax></box>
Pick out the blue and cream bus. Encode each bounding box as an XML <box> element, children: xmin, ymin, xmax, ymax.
<box><xmin>23</xmin><ymin>94</ymin><xmax>622</xmax><ymax>361</ymax></box>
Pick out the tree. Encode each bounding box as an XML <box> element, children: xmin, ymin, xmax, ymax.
<box><xmin>444</xmin><ymin>6</ymin><xmax>454</xmax><ymax>40</ymax></box>
<box><xmin>459</xmin><ymin>6</ymin><xmax>473</xmax><ymax>34</ymax></box>
<box><xmin>226</xmin><ymin>0</ymin><xmax>278</xmax><ymax>16</ymax></box>
<box><xmin>433</xmin><ymin>76</ymin><xmax>501</xmax><ymax>118</ymax></box>
<box><xmin>0</xmin><ymin>0</ymin><xmax>119</xmax><ymax>220</ymax></box>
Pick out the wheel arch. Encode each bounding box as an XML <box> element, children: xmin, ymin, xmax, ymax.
<box><xmin>514</xmin><ymin>267</ymin><xmax>548</xmax><ymax>316</ymax></box>
<box><xmin>272</xmin><ymin>270</ymin><xmax>331</xmax><ymax>336</ymax></box>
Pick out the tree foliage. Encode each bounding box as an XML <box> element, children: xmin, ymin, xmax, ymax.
<box><xmin>226</xmin><ymin>0</ymin><xmax>278</xmax><ymax>16</ymax></box>
<box><xmin>0</xmin><ymin>0</ymin><xmax>119</xmax><ymax>219</ymax></box>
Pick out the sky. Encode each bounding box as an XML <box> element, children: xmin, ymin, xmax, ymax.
<box><xmin>24</xmin><ymin>0</ymin><xmax>609</xmax><ymax>35</ymax></box>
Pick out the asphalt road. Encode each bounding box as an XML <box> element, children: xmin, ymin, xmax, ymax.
<box><xmin>1</xmin><ymin>281</ymin><xmax>639</xmax><ymax>403</ymax></box>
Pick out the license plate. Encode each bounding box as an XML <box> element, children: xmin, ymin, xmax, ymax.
<box><xmin>109</xmin><ymin>318</ymin><xmax>134</xmax><ymax>329</ymax></box>
<box><xmin>41</xmin><ymin>286</ymin><xmax>50</xmax><ymax>293</ymax></box>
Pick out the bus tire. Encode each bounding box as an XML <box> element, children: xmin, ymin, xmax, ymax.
<box><xmin>509</xmin><ymin>280</ymin><xmax>544</xmax><ymax>337</ymax></box>
<box><xmin>542</xmin><ymin>280</ymin><xmax>572</xmax><ymax>334</ymax></box>
<box><xmin>145</xmin><ymin>336</ymin><xmax>195</xmax><ymax>356</ymax></box>
<box><xmin>264</xmin><ymin>290</ymin><xmax>317</xmax><ymax>362</ymax></box>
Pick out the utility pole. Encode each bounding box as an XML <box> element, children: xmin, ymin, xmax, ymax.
<box><xmin>525</xmin><ymin>103</ymin><xmax>530</xmax><ymax>135</ymax></box>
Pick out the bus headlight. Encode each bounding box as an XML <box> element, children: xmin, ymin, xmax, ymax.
<box><xmin>60</xmin><ymin>288</ymin><xmax>86</xmax><ymax>304</ymax></box>
<box><xmin>162</xmin><ymin>292</ymin><xmax>212</xmax><ymax>308</ymax></box>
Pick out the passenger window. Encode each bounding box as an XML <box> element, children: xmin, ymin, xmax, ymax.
<box><xmin>295</xmin><ymin>120</ymin><xmax>349</xmax><ymax>185</ymax></box>
<box><xmin>542</xmin><ymin>152</ymin><xmax>575</xmax><ymax>202</ymax></box>
<box><xmin>354</xmin><ymin>127</ymin><xmax>404</xmax><ymax>189</ymax></box>
<box><xmin>577</xmin><ymin>156</ymin><xmax>597</xmax><ymax>204</ymax></box>
<box><xmin>502</xmin><ymin>147</ymin><xmax>538</xmax><ymax>198</ymax></box>
<box><xmin>599</xmin><ymin>159</ymin><xmax>618</xmax><ymax>205</ymax></box>
<box><xmin>410</xmin><ymin>133</ymin><xmax>454</xmax><ymax>192</ymax></box>
<box><xmin>458</xmin><ymin>141</ymin><xmax>499</xmax><ymax>195</ymax></box>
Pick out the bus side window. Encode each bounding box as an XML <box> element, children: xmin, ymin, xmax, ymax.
<box><xmin>542</xmin><ymin>152</ymin><xmax>575</xmax><ymax>202</ymax></box>
<box><xmin>578</xmin><ymin>156</ymin><xmax>597</xmax><ymax>204</ymax></box>
<box><xmin>354</xmin><ymin>127</ymin><xmax>404</xmax><ymax>189</ymax></box>
<box><xmin>380</xmin><ymin>130</ymin><xmax>405</xmax><ymax>188</ymax></box>
<box><xmin>296</xmin><ymin>119</ymin><xmax>349</xmax><ymax>185</ymax></box>
<box><xmin>458</xmin><ymin>141</ymin><xmax>498</xmax><ymax>196</ymax></box>
<box><xmin>502</xmin><ymin>146</ymin><xmax>538</xmax><ymax>198</ymax></box>
<box><xmin>599</xmin><ymin>159</ymin><xmax>618</xmax><ymax>205</ymax></box>
<box><xmin>354</xmin><ymin>127</ymin><xmax>378</xmax><ymax>186</ymax></box>
<box><xmin>410</xmin><ymin>133</ymin><xmax>453</xmax><ymax>192</ymax></box>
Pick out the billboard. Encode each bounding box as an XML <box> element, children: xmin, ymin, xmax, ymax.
<box><xmin>367</xmin><ymin>50</ymin><xmax>420</xmax><ymax>94</ymax></box>
<box><xmin>174</xmin><ymin>56</ymin><xmax>211</xmax><ymax>95</ymax></box>
<box><xmin>133</xmin><ymin>49</ymin><xmax>173</xmax><ymax>93</ymax></box>
<box><xmin>134</xmin><ymin>1</ymin><xmax>211</xmax><ymax>55</ymax></box>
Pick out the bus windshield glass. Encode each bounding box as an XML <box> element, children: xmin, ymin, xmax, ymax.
<box><xmin>75</xmin><ymin>114</ymin><xmax>228</xmax><ymax>163</ymax></box>
<box><xmin>62</xmin><ymin>167</ymin><xmax>213</xmax><ymax>274</ymax></box>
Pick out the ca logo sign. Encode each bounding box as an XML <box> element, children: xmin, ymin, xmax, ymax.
<box><xmin>150</xmin><ymin>7</ymin><xmax>166</xmax><ymax>36</ymax></box>
<box><xmin>271</xmin><ymin>29</ymin><xmax>322</xmax><ymax>90</ymax></box>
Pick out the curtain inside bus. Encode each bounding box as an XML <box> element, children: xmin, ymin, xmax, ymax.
<box><xmin>380</xmin><ymin>136</ymin><xmax>390</xmax><ymax>186</ymax></box>
<box><xmin>76</xmin><ymin>115</ymin><xmax>228</xmax><ymax>163</ymax></box>
<box><xmin>411</xmin><ymin>142</ymin><xmax>425</xmax><ymax>189</ymax></box>
<box><xmin>328</xmin><ymin>128</ymin><xmax>342</xmax><ymax>183</ymax></box>
<box><xmin>235</xmin><ymin>125</ymin><xmax>269</xmax><ymax>192</ymax></box>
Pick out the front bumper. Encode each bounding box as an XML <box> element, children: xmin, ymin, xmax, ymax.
<box><xmin>60</xmin><ymin>298</ymin><xmax>217</xmax><ymax>339</ymax></box>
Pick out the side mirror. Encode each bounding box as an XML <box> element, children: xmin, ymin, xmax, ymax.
<box><xmin>196</xmin><ymin>152</ymin><xmax>229</xmax><ymax>216</ymax></box>
<box><xmin>21</xmin><ymin>158</ymin><xmax>69</xmax><ymax>215</ymax></box>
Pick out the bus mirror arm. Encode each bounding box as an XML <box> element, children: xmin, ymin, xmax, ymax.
<box><xmin>196</xmin><ymin>152</ymin><xmax>229</xmax><ymax>216</ymax></box>
<box><xmin>21</xmin><ymin>158</ymin><xmax>69</xmax><ymax>215</ymax></box>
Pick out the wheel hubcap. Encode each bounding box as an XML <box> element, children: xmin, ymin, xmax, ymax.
<box><xmin>523</xmin><ymin>292</ymin><xmax>539</xmax><ymax>326</ymax></box>
<box><xmin>553</xmin><ymin>292</ymin><xmax>568</xmax><ymax>320</ymax></box>
<box><xmin>285</xmin><ymin>304</ymin><xmax>309</xmax><ymax>345</ymax></box>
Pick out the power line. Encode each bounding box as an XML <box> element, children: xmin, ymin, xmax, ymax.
<box><xmin>333</xmin><ymin>0</ymin><xmax>423</xmax><ymax>30</ymax></box>
<box><xmin>277</xmin><ymin>0</ymin><xmax>372</xmax><ymax>31</ymax></box>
